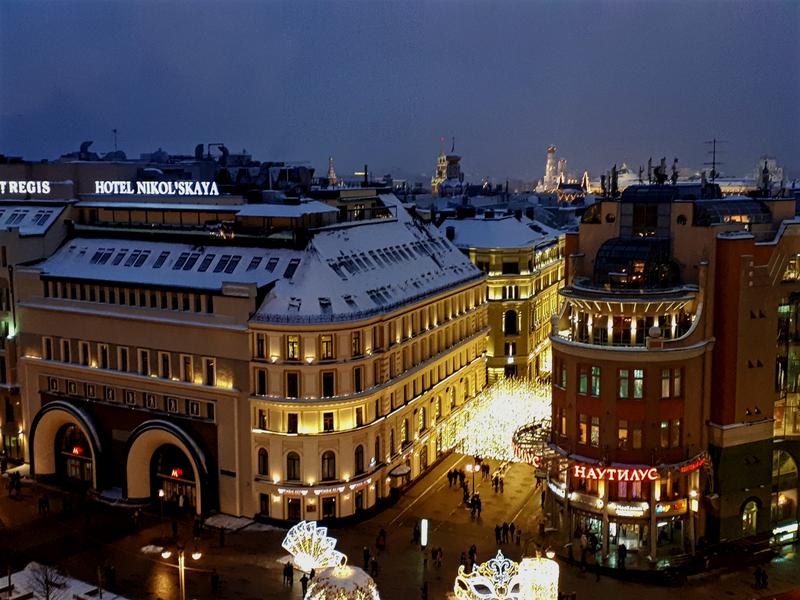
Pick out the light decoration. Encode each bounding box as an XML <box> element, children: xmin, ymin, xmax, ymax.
<box><xmin>518</xmin><ymin>556</ymin><xmax>559</xmax><ymax>600</ymax></box>
<box><xmin>442</xmin><ymin>379</ymin><xmax>551</xmax><ymax>462</ymax></box>
<box><xmin>305</xmin><ymin>565</ymin><xmax>381</xmax><ymax>600</ymax></box>
<box><xmin>281</xmin><ymin>521</ymin><xmax>346</xmax><ymax>573</ymax></box>
<box><xmin>454</xmin><ymin>550</ymin><xmax>520</xmax><ymax>599</ymax></box>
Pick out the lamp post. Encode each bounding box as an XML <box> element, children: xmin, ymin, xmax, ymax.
<box><xmin>161</xmin><ymin>542</ymin><xmax>202</xmax><ymax>600</ymax></box>
<box><xmin>466</xmin><ymin>463</ymin><xmax>476</xmax><ymax>495</ymax></box>
<box><xmin>689</xmin><ymin>489</ymin><xmax>698</xmax><ymax>555</ymax></box>
<box><xmin>158</xmin><ymin>488</ymin><xmax>165</xmax><ymax>518</ymax></box>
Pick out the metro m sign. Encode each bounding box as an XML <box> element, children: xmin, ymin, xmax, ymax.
<box><xmin>572</xmin><ymin>464</ymin><xmax>658</xmax><ymax>482</ymax></box>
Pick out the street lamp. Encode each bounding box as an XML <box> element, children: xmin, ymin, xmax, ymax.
<box><xmin>158</xmin><ymin>488</ymin><xmax>165</xmax><ymax>518</ymax></box>
<box><xmin>161</xmin><ymin>541</ymin><xmax>202</xmax><ymax>600</ymax></box>
<box><xmin>466</xmin><ymin>463</ymin><xmax>476</xmax><ymax>495</ymax></box>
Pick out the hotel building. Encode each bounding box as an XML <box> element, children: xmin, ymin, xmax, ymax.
<box><xmin>548</xmin><ymin>183</ymin><xmax>800</xmax><ymax>559</ymax></box>
<box><xmin>16</xmin><ymin>191</ymin><xmax>488</xmax><ymax>520</ymax></box>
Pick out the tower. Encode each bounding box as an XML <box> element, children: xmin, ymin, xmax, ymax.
<box><xmin>543</xmin><ymin>145</ymin><xmax>558</xmax><ymax>190</ymax></box>
<box><xmin>327</xmin><ymin>156</ymin><xmax>338</xmax><ymax>187</ymax></box>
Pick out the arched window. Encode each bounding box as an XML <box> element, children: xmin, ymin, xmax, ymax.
<box><xmin>742</xmin><ymin>500</ymin><xmax>758</xmax><ymax>536</ymax></box>
<box><xmin>504</xmin><ymin>310</ymin><xmax>518</xmax><ymax>334</ymax></box>
<box><xmin>419</xmin><ymin>407</ymin><xmax>427</xmax><ymax>433</ymax></box>
<box><xmin>374</xmin><ymin>436</ymin><xmax>381</xmax><ymax>464</ymax></box>
<box><xmin>321</xmin><ymin>450</ymin><xmax>336</xmax><ymax>481</ymax></box>
<box><xmin>286</xmin><ymin>452</ymin><xmax>300</xmax><ymax>481</ymax></box>
<box><xmin>401</xmin><ymin>418</ymin><xmax>409</xmax><ymax>444</ymax></box>
<box><xmin>257</xmin><ymin>448</ymin><xmax>268</xmax><ymax>476</ymax></box>
<box><xmin>355</xmin><ymin>445</ymin><xmax>365</xmax><ymax>475</ymax></box>
<box><xmin>390</xmin><ymin>429</ymin><xmax>395</xmax><ymax>455</ymax></box>
<box><xmin>420</xmin><ymin>445</ymin><xmax>429</xmax><ymax>470</ymax></box>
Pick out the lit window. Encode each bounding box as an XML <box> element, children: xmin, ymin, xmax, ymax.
<box><xmin>661</xmin><ymin>369</ymin><xmax>671</xmax><ymax>399</ymax></box>
<box><xmin>671</xmin><ymin>418</ymin><xmax>681</xmax><ymax>447</ymax></box>
<box><xmin>203</xmin><ymin>358</ymin><xmax>216</xmax><ymax>386</ymax></box>
<box><xmin>618</xmin><ymin>369</ymin><xmax>629</xmax><ymax>399</ymax></box>
<box><xmin>590</xmin><ymin>417</ymin><xmax>600</xmax><ymax>447</ymax></box>
<box><xmin>660</xmin><ymin>421</ymin><xmax>669</xmax><ymax>448</ymax></box>
<box><xmin>673</xmin><ymin>368</ymin><xmax>682</xmax><ymax>398</ymax></box>
<box><xmin>590</xmin><ymin>367</ymin><xmax>601</xmax><ymax>396</ymax></box>
<box><xmin>323</xmin><ymin>412</ymin><xmax>334</xmax><ymax>432</ymax></box>
<box><xmin>320</xmin><ymin>334</ymin><xmax>334</xmax><ymax>360</ymax></box>
<box><xmin>286</xmin><ymin>335</ymin><xmax>300</xmax><ymax>361</ymax></box>
<box><xmin>633</xmin><ymin>369</ymin><xmax>644</xmax><ymax>399</ymax></box>
<box><xmin>618</xmin><ymin>420</ymin><xmax>629</xmax><ymax>449</ymax></box>
<box><xmin>578</xmin><ymin>367</ymin><xmax>588</xmax><ymax>395</ymax></box>
<box><xmin>578</xmin><ymin>414</ymin><xmax>588</xmax><ymax>445</ymax></box>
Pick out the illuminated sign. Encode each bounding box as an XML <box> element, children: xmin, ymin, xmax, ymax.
<box><xmin>655</xmin><ymin>499</ymin><xmax>687</xmax><ymax>515</ymax></box>
<box><xmin>572</xmin><ymin>465</ymin><xmax>658</xmax><ymax>482</ymax></box>
<box><xmin>608</xmin><ymin>501</ymin><xmax>648</xmax><ymax>518</ymax></box>
<box><xmin>679</xmin><ymin>457</ymin><xmax>705</xmax><ymax>473</ymax></box>
<box><xmin>278</xmin><ymin>488</ymin><xmax>309</xmax><ymax>496</ymax></box>
<box><xmin>93</xmin><ymin>180</ymin><xmax>219</xmax><ymax>196</ymax></box>
<box><xmin>547</xmin><ymin>480</ymin><xmax>566</xmax><ymax>499</ymax></box>
<box><xmin>348</xmin><ymin>478</ymin><xmax>372</xmax><ymax>490</ymax></box>
<box><xmin>71</xmin><ymin>445</ymin><xmax>84</xmax><ymax>456</ymax></box>
<box><xmin>313</xmin><ymin>486</ymin><xmax>345</xmax><ymax>496</ymax></box>
<box><xmin>420</xmin><ymin>518</ymin><xmax>429</xmax><ymax>547</ymax></box>
<box><xmin>170</xmin><ymin>468</ymin><xmax>184</xmax><ymax>478</ymax></box>
<box><xmin>0</xmin><ymin>181</ymin><xmax>51</xmax><ymax>194</ymax></box>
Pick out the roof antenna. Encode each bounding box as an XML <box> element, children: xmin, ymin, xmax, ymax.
<box><xmin>704</xmin><ymin>138</ymin><xmax>726</xmax><ymax>183</ymax></box>
<box><xmin>451</xmin><ymin>137</ymin><xmax>455</xmax><ymax>153</ymax></box>
<box><xmin>113</xmin><ymin>128</ymin><xmax>118</xmax><ymax>152</ymax></box>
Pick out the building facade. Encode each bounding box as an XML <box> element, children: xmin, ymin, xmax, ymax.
<box><xmin>441</xmin><ymin>214</ymin><xmax>564</xmax><ymax>383</ymax></box>
<box><xmin>16</xmin><ymin>190</ymin><xmax>489</xmax><ymax>521</ymax></box>
<box><xmin>548</xmin><ymin>184</ymin><xmax>800</xmax><ymax>560</ymax></box>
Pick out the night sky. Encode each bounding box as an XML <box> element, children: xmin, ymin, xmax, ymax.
<box><xmin>1</xmin><ymin>0</ymin><xmax>798</xmax><ymax>181</ymax></box>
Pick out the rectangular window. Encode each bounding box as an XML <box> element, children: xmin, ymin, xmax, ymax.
<box><xmin>61</xmin><ymin>339</ymin><xmax>71</xmax><ymax>363</ymax></box>
<box><xmin>618</xmin><ymin>419</ymin><xmax>629</xmax><ymax>449</ymax></box>
<box><xmin>354</xmin><ymin>367</ymin><xmax>363</xmax><ymax>393</ymax></box>
<box><xmin>661</xmin><ymin>369</ymin><xmax>671</xmax><ymax>399</ymax></box>
<box><xmin>321</xmin><ymin>371</ymin><xmax>335</xmax><ymax>398</ymax></box>
<box><xmin>671</xmin><ymin>418</ymin><xmax>681</xmax><ymax>448</ymax></box>
<box><xmin>286</xmin><ymin>372</ymin><xmax>299</xmax><ymax>398</ymax></box>
<box><xmin>590</xmin><ymin>367</ymin><xmax>601</xmax><ymax>396</ymax></box>
<box><xmin>632</xmin><ymin>423</ymin><xmax>643</xmax><ymax>449</ymax></box>
<box><xmin>257</xmin><ymin>409</ymin><xmax>267</xmax><ymax>429</ymax></box>
<box><xmin>559</xmin><ymin>361</ymin><xmax>567</xmax><ymax>389</ymax></box>
<box><xmin>78</xmin><ymin>342</ymin><xmax>92</xmax><ymax>367</ymax></box>
<box><xmin>255</xmin><ymin>369</ymin><xmax>267</xmax><ymax>396</ymax></box>
<box><xmin>320</xmin><ymin>334</ymin><xmax>334</xmax><ymax>360</ymax></box>
<box><xmin>559</xmin><ymin>408</ymin><xmax>566</xmax><ymax>436</ymax></box>
<box><xmin>323</xmin><ymin>412</ymin><xmax>334</xmax><ymax>432</ymax></box>
<box><xmin>286</xmin><ymin>335</ymin><xmax>300</xmax><ymax>361</ymax></box>
<box><xmin>352</xmin><ymin>331</ymin><xmax>362</xmax><ymax>357</ymax></box>
<box><xmin>673</xmin><ymin>368</ymin><xmax>682</xmax><ymax>398</ymax></box>
<box><xmin>633</xmin><ymin>369</ymin><xmax>644</xmax><ymax>399</ymax></box>
<box><xmin>118</xmin><ymin>347</ymin><xmax>129</xmax><ymax>372</ymax></box>
<box><xmin>578</xmin><ymin>366</ymin><xmax>588</xmax><ymax>395</ymax></box>
<box><xmin>181</xmin><ymin>355</ymin><xmax>193</xmax><ymax>383</ymax></box>
<box><xmin>660</xmin><ymin>420</ymin><xmax>669</xmax><ymax>448</ymax></box>
<box><xmin>590</xmin><ymin>416</ymin><xmax>600</xmax><ymax>447</ymax></box>
<box><xmin>287</xmin><ymin>413</ymin><xmax>298</xmax><ymax>433</ymax></box>
<box><xmin>138</xmin><ymin>349</ymin><xmax>150</xmax><ymax>376</ymax></box>
<box><xmin>618</xmin><ymin>369</ymin><xmax>629</xmax><ymax>399</ymax></box>
<box><xmin>98</xmin><ymin>344</ymin><xmax>109</xmax><ymax>369</ymax></box>
<box><xmin>255</xmin><ymin>333</ymin><xmax>266</xmax><ymax>358</ymax></box>
<box><xmin>355</xmin><ymin>406</ymin><xmax>364</xmax><ymax>427</ymax></box>
<box><xmin>203</xmin><ymin>358</ymin><xmax>216</xmax><ymax>386</ymax></box>
<box><xmin>43</xmin><ymin>337</ymin><xmax>53</xmax><ymax>360</ymax></box>
<box><xmin>159</xmin><ymin>352</ymin><xmax>171</xmax><ymax>379</ymax></box>
<box><xmin>578</xmin><ymin>414</ymin><xmax>588</xmax><ymax>445</ymax></box>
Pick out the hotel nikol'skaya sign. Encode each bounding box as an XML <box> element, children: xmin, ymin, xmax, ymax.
<box><xmin>0</xmin><ymin>180</ymin><xmax>219</xmax><ymax>196</ymax></box>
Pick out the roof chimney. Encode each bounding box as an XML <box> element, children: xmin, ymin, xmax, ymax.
<box><xmin>445</xmin><ymin>226</ymin><xmax>455</xmax><ymax>241</ymax></box>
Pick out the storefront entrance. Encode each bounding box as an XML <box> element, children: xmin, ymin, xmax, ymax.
<box><xmin>287</xmin><ymin>497</ymin><xmax>302</xmax><ymax>521</ymax></box>
<box><xmin>322</xmin><ymin>496</ymin><xmax>337</xmax><ymax>519</ymax></box>
<box><xmin>610</xmin><ymin>521</ymin><xmax>646</xmax><ymax>550</ymax></box>
<box><xmin>56</xmin><ymin>424</ymin><xmax>93</xmax><ymax>485</ymax></box>
<box><xmin>151</xmin><ymin>444</ymin><xmax>196</xmax><ymax>512</ymax></box>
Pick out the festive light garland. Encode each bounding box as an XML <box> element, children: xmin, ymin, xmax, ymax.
<box><xmin>281</xmin><ymin>521</ymin><xmax>346</xmax><ymax>573</ymax></box>
<box><xmin>453</xmin><ymin>550</ymin><xmax>559</xmax><ymax>600</ymax></box>
<box><xmin>443</xmin><ymin>378</ymin><xmax>551</xmax><ymax>461</ymax></box>
<box><xmin>305</xmin><ymin>565</ymin><xmax>381</xmax><ymax>600</ymax></box>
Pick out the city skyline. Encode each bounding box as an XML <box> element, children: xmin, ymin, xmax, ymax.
<box><xmin>1</xmin><ymin>0</ymin><xmax>798</xmax><ymax>181</ymax></box>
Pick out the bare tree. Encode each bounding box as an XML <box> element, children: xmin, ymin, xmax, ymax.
<box><xmin>27</xmin><ymin>562</ymin><xmax>67</xmax><ymax>600</ymax></box>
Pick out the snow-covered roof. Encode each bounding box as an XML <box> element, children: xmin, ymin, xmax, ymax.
<box><xmin>439</xmin><ymin>216</ymin><xmax>549</xmax><ymax>249</ymax></box>
<box><xmin>8</xmin><ymin>562</ymin><xmax>131</xmax><ymax>600</ymax></box>
<box><xmin>76</xmin><ymin>201</ymin><xmax>240</xmax><ymax>212</ymax></box>
<box><xmin>0</xmin><ymin>205</ymin><xmax>64</xmax><ymax>236</ymax></box>
<box><xmin>253</xmin><ymin>194</ymin><xmax>483</xmax><ymax>323</ymax></box>
<box><xmin>236</xmin><ymin>201</ymin><xmax>338</xmax><ymax>218</ymax></box>
<box><xmin>40</xmin><ymin>238</ymin><xmax>281</xmax><ymax>291</ymax></box>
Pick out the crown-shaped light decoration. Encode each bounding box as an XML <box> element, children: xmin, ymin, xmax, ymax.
<box><xmin>305</xmin><ymin>565</ymin><xmax>381</xmax><ymax>600</ymax></box>
<box><xmin>454</xmin><ymin>550</ymin><xmax>521</xmax><ymax>599</ymax></box>
<box><xmin>281</xmin><ymin>520</ymin><xmax>346</xmax><ymax>573</ymax></box>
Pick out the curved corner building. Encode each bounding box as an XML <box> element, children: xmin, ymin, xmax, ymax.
<box><xmin>548</xmin><ymin>183</ymin><xmax>800</xmax><ymax>559</ymax></box>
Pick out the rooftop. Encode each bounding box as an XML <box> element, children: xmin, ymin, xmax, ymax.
<box><xmin>439</xmin><ymin>215</ymin><xmax>557</xmax><ymax>249</ymax></box>
<box><xmin>0</xmin><ymin>205</ymin><xmax>65</xmax><ymax>236</ymax></box>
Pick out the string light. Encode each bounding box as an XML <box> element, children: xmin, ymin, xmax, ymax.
<box><xmin>281</xmin><ymin>521</ymin><xmax>346</xmax><ymax>573</ymax></box>
<box><xmin>305</xmin><ymin>565</ymin><xmax>381</xmax><ymax>600</ymax></box>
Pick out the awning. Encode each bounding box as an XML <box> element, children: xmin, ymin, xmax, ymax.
<box><xmin>388</xmin><ymin>464</ymin><xmax>411</xmax><ymax>477</ymax></box>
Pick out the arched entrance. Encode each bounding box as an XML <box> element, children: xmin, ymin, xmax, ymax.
<box><xmin>125</xmin><ymin>421</ymin><xmax>208</xmax><ymax>515</ymax></box>
<box><xmin>742</xmin><ymin>499</ymin><xmax>759</xmax><ymax>536</ymax></box>
<box><xmin>772</xmin><ymin>449</ymin><xmax>798</xmax><ymax>523</ymax></box>
<box><xmin>56</xmin><ymin>424</ymin><xmax>93</xmax><ymax>486</ymax></box>
<box><xmin>151</xmin><ymin>444</ymin><xmax>197</xmax><ymax>512</ymax></box>
<box><xmin>29</xmin><ymin>401</ymin><xmax>102</xmax><ymax>490</ymax></box>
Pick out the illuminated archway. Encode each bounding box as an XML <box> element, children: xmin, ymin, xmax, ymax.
<box><xmin>773</xmin><ymin>449</ymin><xmax>798</xmax><ymax>522</ymax></box>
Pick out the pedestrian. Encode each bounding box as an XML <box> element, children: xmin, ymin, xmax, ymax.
<box><xmin>469</xmin><ymin>544</ymin><xmax>477</xmax><ymax>564</ymax></box>
<box><xmin>476</xmin><ymin>496</ymin><xmax>482</xmax><ymax>518</ymax></box>
<box><xmin>178</xmin><ymin>492</ymin><xmax>186</xmax><ymax>513</ymax></box>
<box><xmin>421</xmin><ymin>581</ymin><xmax>428</xmax><ymax>600</ymax></box>
<box><xmin>502</xmin><ymin>522</ymin><xmax>509</xmax><ymax>543</ymax></box>
<box><xmin>509</xmin><ymin>523</ymin><xmax>516</xmax><ymax>541</ymax></box>
<box><xmin>363</xmin><ymin>545</ymin><xmax>370</xmax><ymax>569</ymax></box>
<box><xmin>565</xmin><ymin>542</ymin><xmax>574</xmax><ymax>565</ymax></box>
<box><xmin>370</xmin><ymin>555</ymin><xmax>379</xmax><ymax>577</ymax></box>
<box><xmin>492</xmin><ymin>475</ymin><xmax>498</xmax><ymax>493</ymax></box>
<box><xmin>211</xmin><ymin>569</ymin><xmax>220</xmax><ymax>595</ymax></box>
<box><xmin>753</xmin><ymin>566</ymin><xmax>762</xmax><ymax>589</ymax></box>
<box><xmin>515</xmin><ymin>528</ymin><xmax>521</xmax><ymax>545</ymax></box>
<box><xmin>282</xmin><ymin>562</ymin><xmax>290</xmax><ymax>586</ymax></box>
<box><xmin>412</xmin><ymin>523</ymin><xmax>420</xmax><ymax>544</ymax></box>
<box><xmin>499</xmin><ymin>477</ymin><xmax>504</xmax><ymax>494</ymax></box>
<box><xmin>495</xmin><ymin>524</ymin><xmax>501</xmax><ymax>545</ymax></box>
<box><xmin>618</xmin><ymin>543</ymin><xmax>627</xmax><ymax>570</ymax></box>
<box><xmin>310</xmin><ymin>568</ymin><xmax>315</xmax><ymax>580</ymax></box>
<box><xmin>460</xmin><ymin>551</ymin><xmax>467</xmax><ymax>567</ymax></box>
<box><xmin>541</xmin><ymin>489</ymin><xmax>546</xmax><ymax>507</ymax></box>
<box><xmin>580</xmin><ymin>548</ymin><xmax>588</xmax><ymax>573</ymax></box>
<box><xmin>288</xmin><ymin>563</ymin><xmax>294</xmax><ymax>586</ymax></box>
<box><xmin>436</xmin><ymin>547</ymin><xmax>443</xmax><ymax>568</ymax></box>
<box><xmin>377</xmin><ymin>528</ymin><xmax>387</xmax><ymax>551</ymax></box>
<box><xmin>300</xmin><ymin>573</ymin><xmax>309</xmax><ymax>596</ymax></box>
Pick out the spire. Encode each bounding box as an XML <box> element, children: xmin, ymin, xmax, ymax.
<box><xmin>327</xmin><ymin>156</ymin><xmax>338</xmax><ymax>187</ymax></box>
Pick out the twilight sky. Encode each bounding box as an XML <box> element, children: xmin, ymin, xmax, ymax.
<box><xmin>1</xmin><ymin>0</ymin><xmax>798</xmax><ymax>182</ymax></box>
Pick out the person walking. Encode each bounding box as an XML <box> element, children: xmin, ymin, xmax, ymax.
<box><xmin>377</xmin><ymin>529</ymin><xmax>387</xmax><ymax>551</ymax></box>
<box><xmin>499</xmin><ymin>477</ymin><xmax>504</xmax><ymax>494</ymax></box>
<box><xmin>436</xmin><ymin>547</ymin><xmax>443</xmax><ymax>568</ymax></box>
<box><xmin>502</xmin><ymin>522</ymin><xmax>509</xmax><ymax>544</ymax></box>
<box><xmin>495</xmin><ymin>524</ymin><xmax>502</xmax><ymax>545</ymax></box>
<box><xmin>300</xmin><ymin>573</ymin><xmax>309</xmax><ymax>596</ymax></box>
<box><xmin>370</xmin><ymin>555</ymin><xmax>379</xmax><ymax>577</ymax></box>
<box><xmin>363</xmin><ymin>546</ymin><xmax>370</xmax><ymax>569</ymax></box>
<box><xmin>618</xmin><ymin>543</ymin><xmax>627</xmax><ymax>570</ymax></box>
<box><xmin>282</xmin><ymin>562</ymin><xmax>290</xmax><ymax>586</ymax></box>
<box><xmin>509</xmin><ymin>523</ymin><xmax>516</xmax><ymax>541</ymax></box>
<box><xmin>475</xmin><ymin>496</ymin><xmax>482</xmax><ymax>518</ymax></box>
<box><xmin>515</xmin><ymin>528</ymin><xmax>521</xmax><ymax>545</ymax></box>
